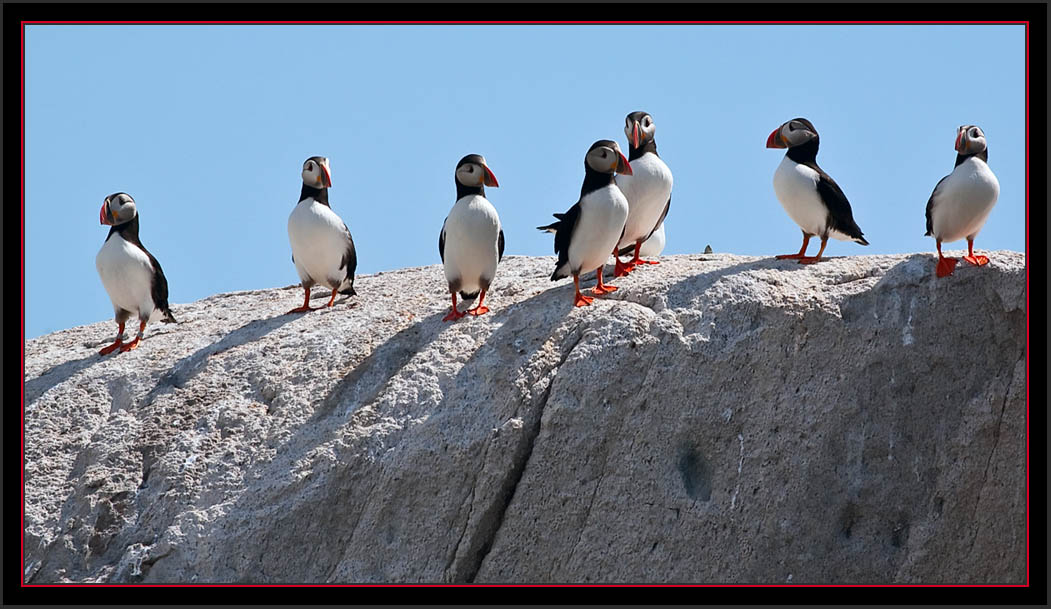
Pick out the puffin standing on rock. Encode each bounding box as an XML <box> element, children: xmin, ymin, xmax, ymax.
<box><xmin>439</xmin><ymin>154</ymin><xmax>503</xmax><ymax>322</ymax></box>
<box><xmin>924</xmin><ymin>124</ymin><xmax>1000</xmax><ymax>278</ymax></box>
<box><xmin>766</xmin><ymin>118</ymin><xmax>869</xmax><ymax>263</ymax></box>
<box><xmin>96</xmin><ymin>192</ymin><xmax>177</xmax><ymax>355</ymax></box>
<box><xmin>613</xmin><ymin>111</ymin><xmax>673</xmax><ymax>276</ymax></box>
<box><xmin>538</xmin><ymin>139</ymin><xmax>632</xmax><ymax>307</ymax></box>
<box><xmin>287</xmin><ymin>156</ymin><xmax>357</xmax><ymax>314</ymax></box>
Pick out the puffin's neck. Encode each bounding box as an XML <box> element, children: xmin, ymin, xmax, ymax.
<box><xmin>628</xmin><ymin>138</ymin><xmax>658</xmax><ymax>161</ymax></box>
<box><xmin>300</xmin><ymin>184</ymin><xmax>330</xmax><ymax>206</ymax></box>
<box><xmin>955</xmin><ymin>148</ymin><xmax>989</xmax><ymax>168</ymax></box>
<box><xmin>455</xmin><ymin>181</ymin><xmax>485</xmax><ymax>200</ymax></box>
<box><xmin>108</xmin><ymin>215</ymin><xmax>141</xmax><ymax>244</ymax></box>
<box><xmin>786</xmin><ymin>138</ymin><xmax>820</xmax><ymax>164</ymax></box>
<box><xmin>580</xmin><ymin>168</ymin><xmax>616</xmax><ymax>197</ymax></box>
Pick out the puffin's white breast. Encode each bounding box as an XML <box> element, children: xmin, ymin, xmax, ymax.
<box><xmin>288</xmin><ymin>198</ymin><xmax>352</xmax><ymax>290</ymax></box>
<box><xmin>772</xmin><ymin>156</ymin><xmax>831</xmax><ymax>238</ymax></box>
<box><xmin>930</xmin><ymin>157</ymin><xmax>1000</xmax><ymax>243</ymax></box>
<box><xmin>638</xmin><ymin>223</ymin><xmax>666</xmax><ymax>258</ymax></box>
<box><xmin>617</xmin><ymin>153</ymin><xmax>673</xmax><ymax>248</ymax></box>
<box><xmin>568</xmin><ymin>184</ymin><xmax>630</xmax><ymax>274</ymax></box>
<box><xmin>96</xmin><ymin>234</ymin><xmax>157</xmax><ymax>317</ymax></box>
<box><xmin>442</xmin><ymin>194</ymin><xmax>502</xmax><ymax>293</ymax></box>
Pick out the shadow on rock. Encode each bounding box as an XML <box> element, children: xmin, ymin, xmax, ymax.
<box><xmin>26</xmin><ymin>353</ymin><xmax>108</xmax><ymax>404</ymax></box>
<box><xmin>141</xmin><ymin>313</ymin><xmax>301</xmax><ymax>406</ymax></box>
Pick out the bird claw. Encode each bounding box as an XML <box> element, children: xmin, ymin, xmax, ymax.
<box><xmin>467</xmin><ymin>305</ymin><xmax>490</xmax><ymax>316</ymax></box>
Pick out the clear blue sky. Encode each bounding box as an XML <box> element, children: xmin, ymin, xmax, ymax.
<box><xmin>24</xmin><ymin>24</ymin><xmax>1026</xmax><ymax>339</ymax></box>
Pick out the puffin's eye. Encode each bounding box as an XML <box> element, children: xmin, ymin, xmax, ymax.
<box><xmin>971</xmin><ymin>129</ymin><xmax>980</xmax><ymax>138</ymax></box>
<box><xmin>467</xmin><ymin>166</ymin><xmax>474</xmax><ymax>173</ymax></box>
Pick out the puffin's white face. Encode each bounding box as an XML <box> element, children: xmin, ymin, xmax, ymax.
<box><xmin>766</xmin><ymin>118</ymin><xmax>818</xmax><ymax>149</ymax></box>
<box><xmin>100</xmin><ymin>192</ymin><xmax>137</xmax><ymax>226</ymax></box>
<box><xmin>456</xmin><ymin>162</ymin><xmax>486</xmax><ymax>187</ymax></box>
<box><xmin>956</xmin><ymin>125</ymin><xmax>988</xmax><ymax>155</ymax></box>
<box><xmin>624</xmin><ymin>113</ymin><xmax>656</xmax><ymax>148</ymax></box>
<box><xmin>585</xmin><ymin>142</ymin><xmax>631</xmax><ymax>175</ymax></box>
<box><xmin>779</xmin><ymin>119</ymin><xmax>818</xmax><ymax>147</ymax></box>
<box><xmin>302</xmin><ymin>157</ymin><xmax>332</xmax><ymax>188</ymax></box>
<box><xmin>455</xmin><ymin>156</ymin><xmax>499</xmax><ymax>188</ymax></box>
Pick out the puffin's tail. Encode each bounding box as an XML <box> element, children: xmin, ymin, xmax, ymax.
<box><xmin>616</xmin><ymin>243</ymin><xmax>635</xmax><ymax>257</ymax></box>
<box><xmin>854</xmin><ymin>236</ymin><xmax>870</xmax><ymax>246</ymax></box>
<box><xmin>537</xmin><ymin>212</ymin><xmax>567</xmax><ymax>234</ymax></box>
<box><xmin>340</xmin><ymin>285</ymin><xmax>357</xmax><ymax>296</ymax></box>
<box><xmin>161</xmin><ymin>309</ymin><xmax>177</xmax><ymax>324</ymax></box>
<box><xmin>550</xmin><ymin>264</ymin><xmax>570</xmax><ymax>282</ymax></box>
<box><xmin>459</xmin><ymin>290</ymin><xmax>479</xmax><ymax>301</ymax></box>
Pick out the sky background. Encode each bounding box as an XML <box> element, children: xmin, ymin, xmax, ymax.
<box><xmin>24</xmin><ymin>24</ymin><xmax>1027</xmax><ymax>339</ymax></box>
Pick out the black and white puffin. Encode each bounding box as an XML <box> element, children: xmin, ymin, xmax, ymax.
<box><xmin>438</xmin><ymin>154</ymin><xmax>503</xmax><ymax>322</ymax></box>
<box><xmin>96</xmin><ymin>192</ymin><xmax>177</xmax><ymax>355</ymax></box>
<box><xmin>924</xmin><ymin>124</ymin><xmax>1000</xmax><ymax>278</ymax></box>
<box><xmin>613</xmin><ymin>110</ymin><xmax>673</xmax><ymax>276</ymax></box>
<box><xmin>538</xmin><ymin>139</ymin><xmax>632</xmax><ymax>307</ymax></box>
<box><xmin>287</xmin><ymin>156</ymin><xmax>357</xmax><ymax>314</ymax></box>
<box><xmin>766</xmin><ymin>118</ymin><xmax>869</xmax><ymax>263</ymax></box>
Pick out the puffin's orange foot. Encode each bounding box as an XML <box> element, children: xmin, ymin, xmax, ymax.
<box><xmin>936</xmin><ymin>257</ymin><xmax>958</xmax><ymax>278</ymax></box>
<box><xmin>633</xmin><ymin>258</ymin><xmax>660</xmax><ymax>265</ymax></box>
<box><xmin>613</xmin><ymin>259</ymin><xmax>635</xmax><ymax>277</ymax></box>
<box><xmin>119</xmin><ymin>338</ymin><xmax>141</xmax><ymax>353</ymax></box>
<box><xmin>963</xmin><ymin>255</ymin><xmax>989</xmax><ymax>267</ymax></box>
<box><xmin>776</xmin><ymin>253</ymin><xmax>808</xmax><ymax>260</ymax></box>
<box><xmin>99</xmin><ymin>341</ymin><xmax>123</xmax><ymax>356</ymax></box>
<box><xmin>574</xmin><ymin>293</ymin><xmax>595</xmax><ymax>307</ymax></box>
<box><xmin>285</xmin><ymin>306</ymin><xmax>314</xmax><ymax>314</ymax></box>
<box><xmin>798</xmin><ymin>256</ymin><xmax>823</xmax><ymax>265</ymax></box>
<box><xmin>592</xmin><ymin>284</ymin><xmax>618</xmax><ymax>295</ymax></box>
<box><xmin>442</xmin><ymin>308</ymin><xmax>467</xmax><ymax>322</ymax></box>
<box><xmin>467</xmin><ymin>305</ymin><xmax>490</xmax><ymax>316</ymax></box>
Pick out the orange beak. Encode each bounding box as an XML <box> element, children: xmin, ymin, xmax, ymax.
<box><xmin>320</xmin><ymin>163</ymin><xmax>332</xmax><ymax>188</ymax></box>
<box><xmin>766</xmin><ymin>128</ymin><xmax>786</xmax><ymax>149</ymax></box>
<box><xmin>632</xmin><ymin>122</ymin><xmax>640</xmax><ymax>149</ymax></box>
<box><xmin>482</xmin><ymin>164</ymin><xmax>499</xmax><ymax>188</ymax></box>
<box><xmin>616</xmin><ymin>150</ymin><xmax>633</xmax><ymax>175</ymax></box>
<box><xmin>99</xmin><ymin>202</ymin><xmax>112</xmax><ymax>225</ymax></box>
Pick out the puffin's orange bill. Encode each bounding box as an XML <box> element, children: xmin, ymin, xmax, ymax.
<box><xmin>483</xmin><ymin>164</ymin><xmax>499</xmax><ymax>187</ymax></box>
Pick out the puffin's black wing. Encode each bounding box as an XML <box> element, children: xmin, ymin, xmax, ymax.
<box><xmin>439</xmin><ymin>217</ymin><xmax>447</xmax><ymax>263</ymax></box>
<box><xmin>142</xmin><ymin>246</ymin><xmax>177</xmax><ymax>323</ymax></box>
<box><xmin>551</xmin><ymin>202</ymin><xmax>582</xmax><ymax>271</ymax></box>
<box><xmin>808</xmin><ymin>164</ymin><xmax>868</xmax><ymax>245</ymax></box>
<box><xmin>925</xmin><ymin>175</ymin><xmax>949</xmax><ymax>236</ymax></box>
<box><xmin>498</xmin><ymin>229</ymin><xmax>505</xmax><ymax>261</ymax></box>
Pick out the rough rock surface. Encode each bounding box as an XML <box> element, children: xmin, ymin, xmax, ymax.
<box><xmin>23</xmin><ymin>252</ymin><xmax>1027</xmax><ymax>584</ymax></box>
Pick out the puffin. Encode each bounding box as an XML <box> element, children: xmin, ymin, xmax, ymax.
<box><xmin>438</xmin><ymin>154</ymin><xmax>503</xmax><ymax>322</ymax></box>
<box><xmin>96</xmin><ymin>192</ymin><xmax>177</xmax><ymax>355</ymax></box>
<box><xmin>924</xmin><ymin>124</ymin><xmax>1000</xmax><ymax>278</ymax></box>
<box><xmin>287</xmin><ymin>156</ymin><xmax>357</xmax><ymax>314</ymax></box>
<box><xmin>537</xmin><ymin>139</ymin><xmax>633</xmax><ymax>307</ymax></box>
<box><xmin>613</xmin><ymin>111</ymin><xmax>673</xmax><ymax>276</ymax></box>
<box><xmin>766</xmin><ymin>118</ymin><xmax>869</xmax><ymax>263</ymax></box>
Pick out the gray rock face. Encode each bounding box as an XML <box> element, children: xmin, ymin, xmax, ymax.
<box><xmin>23</xmin><ymin>252</ymin><xmax>1027</xmax><ymax>584</ymax></box>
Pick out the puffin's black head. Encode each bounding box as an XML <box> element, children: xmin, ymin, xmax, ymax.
<box><xmin>584</xmin><ymin>139</ymin><xmax>633</xmax><ymax>175</ymax></box>
<box><xmin>624</xmin><ymin>111</ymin><xmax>656</xmax><ymax>149</ymax></box>
<box><xmin>455</xmin><ymin>154</ymin><xmax>499</xmax><ymax>188</ymax></box>
<box><xmin>99</xmin><ymin>192</ymin><xmax>137</xmax><ymax>226</ymax></box>
<box><xmin>302</xmin><ymin>156</ymin><xmax>332</xmax><ymax>188</ymax></box>
<box><xmin>766</xmin><ymin>117</ymin><xmax>819</xmax><ymax>149</ymax></box>
<box><xmin>955</xmin><ymin>124</ymin><xmax>988</xmax><ymax>156</ymax></box>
